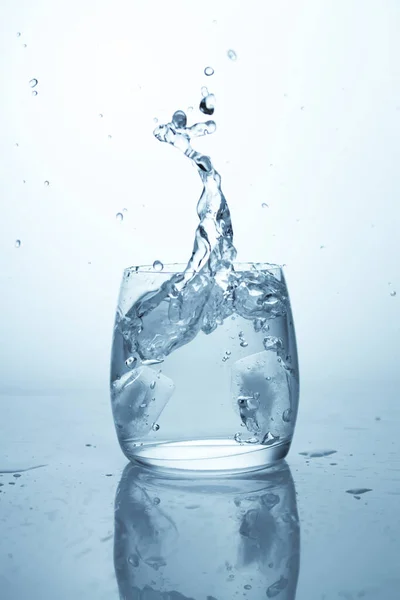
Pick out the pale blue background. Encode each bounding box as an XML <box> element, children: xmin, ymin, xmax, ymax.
<box><xmin>1</xmin><ymin>0</ymin><xmax>399</xmax><ymax>394</ymax></box>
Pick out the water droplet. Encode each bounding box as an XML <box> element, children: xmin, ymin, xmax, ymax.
<box><xmin>17</xmin><ymin>32</ymin><xmax>21</xmax><ymax>37</ymax></box>
<box><xmin>240</xmin><ymin>341</ymin><xmax>248</xmax><ymax>348</ymax></box>
<box><xmin>29</xmin><ymin>78</ymin><xmax>38</xmax><ymax>88</ymax></box>
<box><xmin>108</xmin><ymin>134</ymin><xmax>112</xmax><ymax>139</ymax></box>
<box><xmin>204</xmin><ymin>66</ymin><xmax>214</xmax><ymax>76</ymax></box>
<box><xmin>31</xmin><ymin>90</ymin><xmax>38</xmax><ymax>96</ymax></box>
<box><xmin>201</xmin><ymin>86</ymin><xmax>209</xmax><ymax>98</ymax></box>
<box><xmin>228</xmin><ymin>574</ymin><xmax>235</xmax><ymax>580</ymax></box>
<box><xmin>282</xmin><ymin>408</ymin><xmax>292</xmax><ymax>422</ymax></box>
<box><xmin>153</xmin><ymin>497</ymin><xmax>160</xmax><ymax>505</ymax></box>
<box><xmin>199</xmin><ymin>94</ymin><xmax>216</xmax><ymax>116</ymax></box>
<box><xmin>13</xmin><ymin>473</ymin><xmax>21</xmax><ymax>478</ymax></box>
<box><xmin>299</xmin><ymin>449</ymin><xmax>337</xmax><ymax>458</ymax></box>
<box><xmin>226</xmin><ymin>350</ymin><xmax>231</xmax><ymax>355</ymax></box>
<box><xmin>390</xmin><ymin>290</ymin><xmax>397</xmax><ymax>297</ymax></box>
<box><xmin>227</xmin><ymin>49</ymin><xmax>237</xmax><ymax>61</ymax></box>
<box><xmin>187</xmin><ymin>106</ymin><xmax>193</xmax><ymax>112</ymax></box>
<box><xmin>172</xmin><ymin>110</ymin><xmax>187</xmax><ymax>128</ymax></box>
<box><xmin>153</xmin><ymin>260</ymin><xmax>163</xmax><ymax>271</ymax></box>
<box><xmin>116</xmin><ymin>212</ymin><xmax>123</xmax><ymax>222</ymax></box>
<box><xmin>346</xmin><ymin>488</ymin><xmax>372</xmax><ymax>496</ymax></box>
<box><xmin>152</xmin><ymin>423</ymin><xmax>160</xmax><ymax>431</ymax></box>
<box><xmin>320</xmin><ymin>244</ymin><xmax>325</xmax><ymax>249</ymax></box>
<box><xmin>153</xmin><ymin>117</ymin><xmax>158</xmax><ymax>123</ymax></box>
<box><xmin>125</xmin><ymin>356</ymin><xmax>136</xmax><ymax>367</ymax></box>
<box><xmin>44</xmin><ymin>180</ymin><xmax>49</xmax><ymax>186</ymax></box>
<box><xmin>15</xmin><ymin>239</ymin><xmax>21</xmax><ymax>248</ymax></box>
<box><xmin>266</xmin><ymin>376</ymin><xmax>271</xmax><ymax>381</ymax></box>
<box><xmin>140</xmin><ymin>403</ymin><xmax>146</xmax><ymax>408</ymax></box>
<box><xmin>244</xmin><ymin>584</ymin><xmax>252</xmax><ymax>591</ymax></box>
<box><xmin>122</xmin><ymin>207</ymin><xmax>128</xmax><ymax>213</ymax></box>
<box><xmin>261</xmin><ymin>203</ymin><xmax>268</xmax><ymax>208</ymax></box>
<box><xmin>150</xmin><ymin>381</ymin><xmax>156</xmax><ymax>389</ymax></box>
<box><xmin>99</xmin><ymin>113</ymin><xmax>103</xmax><ymax>118</ymax></box>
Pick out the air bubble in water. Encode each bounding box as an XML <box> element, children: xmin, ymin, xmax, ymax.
<box><xmin>172</xmin><ymin>110</ymin><xmax>187</xmax><ymax>128</ymax></box>
<box><xmin>122</xmin><ymin>207</ymin><xmax>128</xmax><ymax>213</ymax></box>
<box><xmin>108</xmin><ymin>134</ymin><xmax>112</xmax><ymax>139</ymax></box>
<box><xmin>32</xmin><ymin>91</ymin><xmax>38</xmax><ymax>96</ymax></box>
<box><xmin>262</xmin><ymin>203</ymin><xmax>268</xmax><ymax>208</ymax></box>
<box><xmin>15</xmin><ymin>239</ymin><xmax>21</xmax><ymax>248</ymax></box>
<box><xmin>29</xmin><ymin>78</ymin><xmax>38</xmax><ymax>88</ymax></box>
<box><xmin>226</xmin><ymin>350</ymin><xmax>231</xmax><ymax>355</ymax></box>
<box><xmin>153</xmin><ymin>497</ymin><xmax>160</xmax><ymax>504</ymax></box>
<box><xmin>152</xmin><ymin>423</ymin><xmax>160</xmax><ymax>431</ymax></box>
<box><xmin>116</xmin><ymin>212</ymin><xmax>123</xmax><ymax>222</ymax></box>
<box><xmin>244</xmin><ymin>584</ymin><xmax>252</xmax><ymax>590</ymax></box>
<box><xmin>44</xmin><ymin>180</ymin><xmax>49</xmax><ymax>186</ymax></box>
<box><xmin>127</xmin><ymin>554</ymin><xmax>139</xmax><ymax>567</ymax></box>
<box><xmin>150</xmin><ymin>381</ymin><xmax>156</xmax><ymax>389</ymax></box>
<box><xmin>227</xmin><ymin>49</ymin><xmax>237</xmax><ymax>61</ymax></box>
<box><xmin>282</xmin><ymin>408</ymin><xmax>292</xmax><ymax>422</ymax></box>
<box><xmin>390</xmin><ymin>291</ymin><xmax>397</xmax><ymax>297</ymax></box>
<box><xmin>240</xmin><ymin>341</ymin><xmax>248</xmax><ymax>348</ymax></box>
<box><xmin>204</xmin><ymin>66</ymin><xmax>214</xmax><ymax>76</ymax></box>
<box><xmin>125</xmin><ymin>356</ymin><xmax>136</xmax><ymax>367</ymax></box>
<box><xmin>153</xmin><ymin>260</ymin><xmax>164</xmax><ymax>271</ymax></box>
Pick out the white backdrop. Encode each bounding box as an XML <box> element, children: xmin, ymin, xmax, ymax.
<box><xmin>0</xmin><ymin>0</ymin><xmax>399</xmax><ymax>394</ymax></box>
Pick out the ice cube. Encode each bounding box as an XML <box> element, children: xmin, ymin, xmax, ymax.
<box><xmin>112</xmin><ymin>367</ymin><xmax>175</xmax><ymax>439</ymax></box>
<box><xmin>231</xmin><ymin>352</ymin><xmax>290</xmax><ymax>442</ymax></box>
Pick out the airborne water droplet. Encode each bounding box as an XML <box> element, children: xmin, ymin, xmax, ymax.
<box><xmin>32</xmin><ymin>90</ymin><xmax>38</xmax><ymax>96</ymax></box>
<box><xmin>153</xmin><ymin>117</ymin><xmax>158</xmax><ymax>123</ymax></box>
<box><xmin>204</xmin><ymin>66</ymin><xmax>214</xmax><ymax>76</ymax></box>
<box><xmin>201</xmin><ymin>86</ymin><xmax>208</xmax><ymax>98</ymax></box>
<box><xmin>116</xmin><ymin>212</ymin><xmax>123</xmax><ymax>222</ymax></box>
<box><xmin>153</xmin><ymin>260</ymin><xmax>163</xmax><ymax>271</ymax></box>
<box><xmin>29</xmin><ymin>78</ymin><xmax>38</xmax><ymax>88</ymax></box>
<box><xmin>172</xmin><ymin>110</ymin><xmax>187</xmax><ymax>128</ymax></box>
<box><xmin>15</xmin><ymin>239</ymin><xmax>21</xmax><ymax>248</ymax></box>
<box><xmin>44</xmin><ymin>180</ymin><xmax>49</xmax><ymax>186</ymax></box>
<box><xmin>262</xmin><ymin>203</ymin><xmax>268</xmax><ymax>208</ymax></box>
<box><xmin>227</xmin><ymin>49</ymin><xmax>237</xmax><ymax>61</ymax></box>
<box><xmin>199</xmin><ymin>94</ymin><xmax>216</xmax><ymax>116</ymax></box>
<box><xmin>17</xmin><ymin>32</ymin><xmax>21</xmax><ymax>37</ymax></box>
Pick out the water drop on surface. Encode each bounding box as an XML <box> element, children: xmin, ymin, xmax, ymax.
<box><xmin>204</xmin><ymin>66</ymin><xmax>214</xmax><ymax>76</ymax></box>
<box><xmin>15</xmin><ymin>240</ymin><xmax>21</xmax><ymax>248</ymax></box>
<box><xmin>227</xmin><ymin>49</ymin><xmax>237</xmax><ymax>61</ymax></box>
<box><xmin>390</xmin><ymin>291</ymin><xmax>397</xmax><ymax>296</ymax></box>
<box><xmin>44</xmin><ymin>180</ymin><xmax>49</xmax><ymax>186</ymax></box>
<box><xmin>244</xmin><ymin>584</ymin><xmax>252</xmax><ymax>590</ymax></box>
<box><xmin>116</xmin><ymin>212</ymin><xmax>123</xmax><ymax>222</ymax></box>
<box><xmin>261</xmin><ymin>203</ymin><xmax>268</xmax><ymax>208</ymax></box>
<box><xmin>240</xmin><ymin>341</ymin><xmax>248</xmax><ymax>348</ymax></box>
<box><xmin>152</xmin><ymin>423</ymin><xmax>160</xmax><ymax>431</ymax></box>
<box><xmin>153</xmin><ymin>260</ymin><xmax>163</xmax><ymax>271</ymax></box>
<box><xmin>31</xmin><ymin>90</ymin><xmax>38</xmax><ymax>96</ymax></box>
<box><xmin>29</xmin><ymin>78</ymin><xmax>38</xmax><ymax>88</ymax></box>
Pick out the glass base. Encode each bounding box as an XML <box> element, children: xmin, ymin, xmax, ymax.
<box><xmin>122</xmin><ymin>438</ymin><xmax>291</xmax><ymax>474</ymax></box>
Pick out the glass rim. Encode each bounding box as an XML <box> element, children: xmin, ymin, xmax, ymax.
<box><xmin>124</xmin><ymin>261</ymin><xmax>283</xmax><ymax>275</ymax></box>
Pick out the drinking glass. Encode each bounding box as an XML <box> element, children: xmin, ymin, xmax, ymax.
<box><xmin>114</xmin><ymin>460</ymin><xmax>300</xmax><ymax>599</ymax></box>
<box><xmin>110</xmin><ymin>262</ymin><xmax>299</xmax><ymax>472</ymax></box>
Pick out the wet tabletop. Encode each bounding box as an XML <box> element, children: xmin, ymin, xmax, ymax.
<box><xmin>1</xmin><ymin>381</ymin><xmax>399</xmax><ymax>600</ymax></box>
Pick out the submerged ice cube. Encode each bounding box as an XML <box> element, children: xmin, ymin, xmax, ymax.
<box><xmin>112</xmin><ymin>367</ymin><xmax>175</xmax><ymax>440</ymax></box>
<box><xmin>231</xmin><ymin>351</ymin><xmax>291</xmax><ymax>443</ymax></box>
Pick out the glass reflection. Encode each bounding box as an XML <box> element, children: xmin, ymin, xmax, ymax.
<box><xmin>114</xmin><ymin>462</ymin><xmax>300</xmax><ymax>599</ymax></box>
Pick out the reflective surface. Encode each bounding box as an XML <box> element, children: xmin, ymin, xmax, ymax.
<box><xmin>1</xmin><ymin>382</ymin><xmax>400</xmax><ymax>599</ymax></box>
